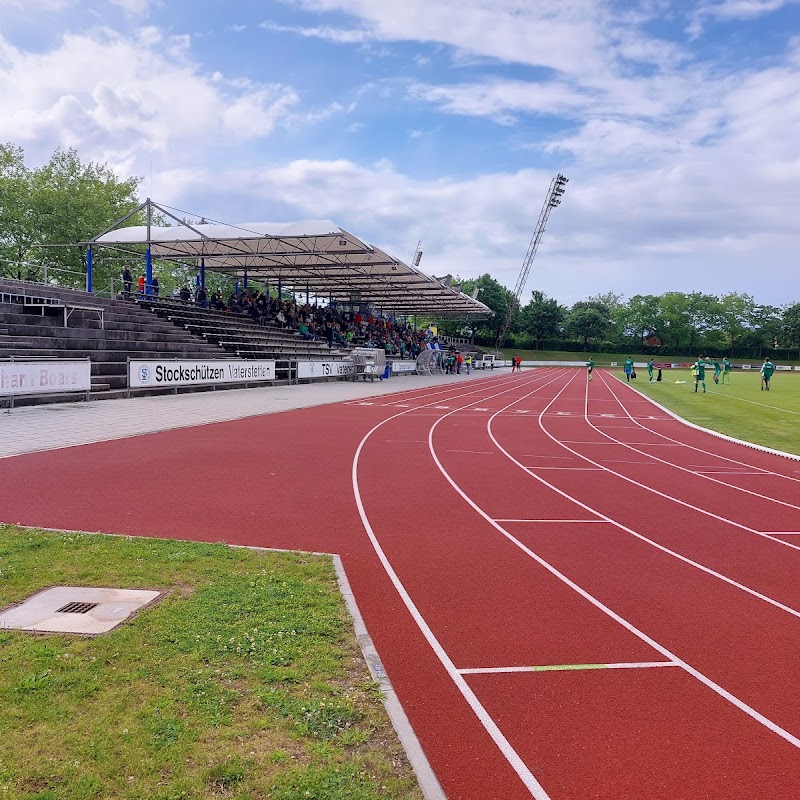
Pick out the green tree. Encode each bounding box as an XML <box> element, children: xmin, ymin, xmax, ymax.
<box><xmin>0</xmin><ymin>144</ymin><xmax>142</xmax><ymax>291</ymax></box>
<box><xmin>566</xmin><ymin>301</ymin><xmax>612</xmax><ymax>350</ymax></box>
<box><xmin>519</xmin><ymin>290</ymin><xmax>565</xmax><ymax>349</ymax></box>
<box><xmin>458</xmin><ymin>274</ymin><xmax>513</xmax><ymax>341</ymax></box>
<box><xmin>0</xmin><ymin>143</ymin><xmax>35</xmax><ymax>277</ymax></box>
<box><xmin>781</xmin><ymin>303</ymin><xmax>800</xmax><ymax>359</ymax></box>
<box><xmin>618</xmin><ymin>294</ymin><xmax>662</xmax><ymax>353</ymax></box>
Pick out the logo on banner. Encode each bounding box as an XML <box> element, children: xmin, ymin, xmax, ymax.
<box><xmin>139</xmin><ymin>365</ymin><xmax>150</xmax><ymax>383</ymax></box>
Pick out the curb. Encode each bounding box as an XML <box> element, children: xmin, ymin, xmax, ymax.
<box><xmin>608</xmin><ymin>371</ymin><xmax>800</xmax><ymax>463</ymax></box>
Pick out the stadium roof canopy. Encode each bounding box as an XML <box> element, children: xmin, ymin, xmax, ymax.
<box><xmin>89</xmin><ymin>200</ymin><xmax>491</xmax><ymax>318</ymax></box>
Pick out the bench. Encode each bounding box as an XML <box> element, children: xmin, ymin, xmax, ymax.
<box><xmin>24</xmin><ymin>301</ymin><xmax>105</xmax><ymax>329</ymax></box>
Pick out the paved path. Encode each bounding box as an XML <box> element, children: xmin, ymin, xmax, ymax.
<box><xmin>0</xmin><ymin>370</ymin><xmax>500</xmax><ymax>458</ymax></box>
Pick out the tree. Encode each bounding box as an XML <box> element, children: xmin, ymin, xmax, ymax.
<box><xmin>519</xmin><ymin>290</ymin><xmax>565</xmax><ymax>349</ymax></box>
<box><xmin>458</xmin><ymin>274</ymin><xmax>514</xmax><ymax>341</ymax></box>
<box><xmin>566</xmin><ymin>303</ymin><xmax>612</xmax><ymax>350</ymax></box>
<box><xmin>0</xmin><ymin>144</ymin><xmax>142</xmax><ymax>291</ymax></box>
<box><xmin>618</xmin><ymin>294</ymin><xmax>662</xmax><ymax>353</ymax></box>
<box><xmin>781</xmin><ymin>303</ymin><xmax>800</xmax><ymax>359</ymax></box>
<box><xmin>0</xmin><ymin>143</ymin><xmax>36</xmax><ymax>277</ymax></box>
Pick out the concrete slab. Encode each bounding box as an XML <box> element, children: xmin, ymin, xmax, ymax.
<box><xmin>0</xmin><ymin>586</ymin><xmax>161</xmax><ymax>634</ymax></box>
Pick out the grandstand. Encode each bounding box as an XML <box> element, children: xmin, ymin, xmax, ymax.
<box><xmin>1</xmin><ymin>204</ymin><xmax>491</xmax><ymax>406</ymax></box>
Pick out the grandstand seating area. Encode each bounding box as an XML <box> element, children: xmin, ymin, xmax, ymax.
<box><xmin>0</xmin><ymin>278</ymin><xmax>237</xmax><ymax>402</ymax></box>
<box><xmin>137</xmin><ymin>297</ymin><xmax>346</xmax><ymax>361</ymax></box>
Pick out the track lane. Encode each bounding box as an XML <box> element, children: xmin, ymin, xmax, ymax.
<box><xmin>422</xmin><ymin>376</ymin><xmax>796</xmax><ymax>798</ymax></box>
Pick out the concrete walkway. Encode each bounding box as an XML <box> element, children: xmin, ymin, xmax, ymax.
<box><xmin>1</xmin><ymin>370</ymin><xmax>502</xmax><ymax>459</ymax></box>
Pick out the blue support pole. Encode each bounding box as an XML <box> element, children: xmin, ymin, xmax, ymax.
<box><xmin>86</xmin><ymin>246</ymin><xmax>93</xmax><ymax>293</ymax></box>
<box><xmin>200</xmin><ymin>258</ymin><xmax>206</xmax><ymax>289</ymax></box>
<box><xmin>145</xmin><ymin>246</ymin><xmax>153</xmax><ymax>295</ymax></box>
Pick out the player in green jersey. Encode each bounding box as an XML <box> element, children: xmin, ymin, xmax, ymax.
<box><xmin>693</xmin><ymin>356</ymin><xmax>706</xmax><ymax>393</ymax></box>
<box><xmin>712</xmin><ymin>358</ymin><xmax>721</xmax><ymax>384</ymax></box>
<box><xmin>722</xmin><ymin>357</ymin><xmax>731</xmax><ymax>384</ymax></box>
<box><xmin>647</xmin><ymin>358</ymin><xmax>655</xmax><ymax>382</ymax></box>
<box><xmin>587</xmin><ymin>358</ymin><xmax>595</xmax><ymax>381</ymax></box>
<box><xmin>760</xmin><ymin>358</ymin><xmax>775</xmax><ymax>391</ymax></box>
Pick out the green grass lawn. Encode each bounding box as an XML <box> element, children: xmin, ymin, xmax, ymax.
<box><xmin>500</xmin><ymin>348</ymin><xmax>800</xmax><ymax>367</ymax></box>
<box><xmin>0</xmin><ymin>526</ymin><xmax>422</xmax><ymax>800</ymax></box>
<box><xmin>610</xmin><ymin>369</ymin><xmax>800</xmax><ymax>456</ymax></box>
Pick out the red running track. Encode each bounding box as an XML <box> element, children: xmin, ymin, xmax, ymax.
<box><xmin>2</xmin><ymin>368</ymin><xmax>800</xmax><ymax>799</ymax></box>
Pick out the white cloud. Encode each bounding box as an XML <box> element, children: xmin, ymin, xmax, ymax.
<box><xmin>688</xmin><ymin>0</ymin><xmax>799</xmax><ymax>37</ymax></box>
<box><xmin>109</xmin><ymin>0</ymin><xmax>161</xmax><ymax>14</ymax></box>
<box><xmin>0</xmin><ymin>27</ymin><xmax>325</xmax><ymax>171</ymax></box>
<box><xmin>259</xmin><ymin>19</ymin><xmax>373</xmax><ymax>44</ymax></box>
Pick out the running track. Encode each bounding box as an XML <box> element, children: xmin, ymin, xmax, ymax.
<box><xmin>2</xmin><ymin>368</ymin><xmax>800</xmax><ymax>799</ymax></box>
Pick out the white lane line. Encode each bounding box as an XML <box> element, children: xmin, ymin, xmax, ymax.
<box><xmin>426</xmin><ymin>380</ymin><xmax>800</xmax><ymax>754</ymax></box>
<box><xmin>605</xmin><ymin>373</ymin><xmax>800</xmax><ymax>481</ymax></box>
<box><xmin>599</xmin><ymin>373</ymin><xmax>800</xmax><ymax>502</ymax></box>
<box><xmin>445</xmin><ymin>449</ymin><xmax>496</xmax><ymax>455</ymax></box>
<box><xmin>579</xmin><ymin>382</ymin><xmax>800</xmax><ymax>549</ymax></box>
<box><xmin>601</xmin><ymin>460</ymin><xmax>657</xmax><ymax>465</ymax></box>
<box><xmin>694</xmin><ymin>471</ymin><xmax>767</xmax><ymax>476</ymax></box>
<box><xmin>762</xmin><ymin>531</ymin><xmax>800</xmax><ymax>535</ymax></box>
<box><xmin>520</xmin><ymin>377</ymin><xmax>800</xmax><ymax>619</ymax></box>
<box><xmin>458</xmin><ymin>662</ymin><xmax>680</xmax><ymax>675</ymax></box>
<box><xmin>494</xmin><ymin>519</ymin><xmax>609</xmax><ymax>523</ymax></box>
<box><xmin>353</xmin><ymin>369</ymin><xmax>570</xmax><ymax>800</ymax></box>
<box><xmin>520</xmin><ymin>454</ymin><xmax>574</xmax><ymax>459</ymax></box>
<box><xmin>527</xmin><ymin>466</ymin><xmax>603</xmax><ymax>471</ymax></box>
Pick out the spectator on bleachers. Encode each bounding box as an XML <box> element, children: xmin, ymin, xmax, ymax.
<box><xmin>151</xmin><ymin>275</ymin><xmax>159</xmax><ymax>297</ymax></box>
<box><xmin>298</xmin><ymin>320</ymin><xmax>315</xmax><ymax>340</ymax></box>
<box><xmin>137</xmin><ymin>274</ymin><xmax>146</xmax><ymax>299</ymax></box>
<box><xmin>196</xmin><ymin>286</ymin><xmax>208</xmax><ymax>308</ymax></box>
<box><xmin>122</xmin><ymin>266</ymin><xmax>132</xmax><ymax>299</ymax></box>
<box><xmin>209</xmin><ymin>290</ymin><xmax>225</xmax><ymax>310</ymax></box>
<box><xmin>179</xmin><ymin>286</ymin><xmax>191</xmax><ymax>302</ymax></box>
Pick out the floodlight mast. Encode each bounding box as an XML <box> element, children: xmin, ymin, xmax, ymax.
<box><xmin>494</xmin><ymin>173</ymin><xmax>568</xmax><ymax>355</ymax></box>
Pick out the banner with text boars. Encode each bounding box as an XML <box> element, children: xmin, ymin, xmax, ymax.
<box><xmin>0</xmin><ymin>360</ymin><xmax>91</xmax><ymax>396</ymax></box>
<box><xmin>129</xmin><ymin>359</ymin><xmax>276</xmax><ymax>389</ymax></box>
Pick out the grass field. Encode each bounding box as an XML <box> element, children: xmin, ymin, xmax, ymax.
<box><xmin>609</xmin><ymin>368</ymin><xmax>800</xmax><ymax>457</ymax></box>
<box><xmin>0</xmin><ymin>526</ymin><xmax>422</xmax><ymax>800</ymax></box>
<box><xmin>500</xmin><ymin>348</ymin><xmax>800</xmax><ymax>367</ymax></box>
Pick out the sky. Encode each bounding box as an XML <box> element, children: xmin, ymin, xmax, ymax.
<box><xmin>1</xmin><ymin>0</ymin><xmax>799</xmax><ymax>307</ymax></box>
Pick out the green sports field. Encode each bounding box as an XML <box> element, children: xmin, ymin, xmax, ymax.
<box><xmin>613</xmin><ymin>368</ymin><xmax>800</xmax><ymax>456</ymax></box>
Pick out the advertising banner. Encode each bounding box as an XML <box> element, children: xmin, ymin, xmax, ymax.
<box><xmin>129</xmin><ymin>359</ymin><xmax>275</xmax><ymax>389</ymax></box>
<box><xmin>0</xmin><ymin>360</ymin><xmax>91</xmax><ymax>396</ymax></box>
<box><xmin>391</xmin><ymin>361</ymin><xmax>418</xmax><ymax>374</ymax></box>
<box><xmin>296</xmin><ymin>360</ymin><xmax>355</xmax><ymax>379</ymax></box>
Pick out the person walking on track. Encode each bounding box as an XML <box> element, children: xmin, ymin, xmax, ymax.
<box><xmin>587</xmin><ymin>357</ymin><xmax>595</xmax><ymax>381</ymax></box>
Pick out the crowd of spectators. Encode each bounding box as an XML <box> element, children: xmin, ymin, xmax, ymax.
<box><xmin>167</xmin><ymin>282</ymin><xmax>458</xmax><ymax>357</ymax></box>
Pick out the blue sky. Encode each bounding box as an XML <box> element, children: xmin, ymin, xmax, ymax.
<box><xmin>1</xmin><ymin>0</ymin><xmax>799</xmax><ymax>306</ymax></box>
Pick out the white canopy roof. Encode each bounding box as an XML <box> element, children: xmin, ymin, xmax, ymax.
<box><xmin>93</xmin><ymin>218</ymin><xmax>490</xmax><ymax>318</ymax></box>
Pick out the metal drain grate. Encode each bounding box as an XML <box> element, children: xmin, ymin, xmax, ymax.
<box><xmin>55</xmin><ymin>602</ymin><xmax>99</xmax><ymax>614</ymax></box>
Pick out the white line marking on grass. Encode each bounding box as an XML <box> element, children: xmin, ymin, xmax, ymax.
<box><xmin>458</xmin><ymin>661</ymin><xmax>679</xmax><ymax>675</ymax></box>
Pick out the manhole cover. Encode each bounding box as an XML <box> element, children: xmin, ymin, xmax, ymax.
<box><xmin>0</xmin><ymin>587</ymin><xmax>160</xmax><ymax>634</ymax></box>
